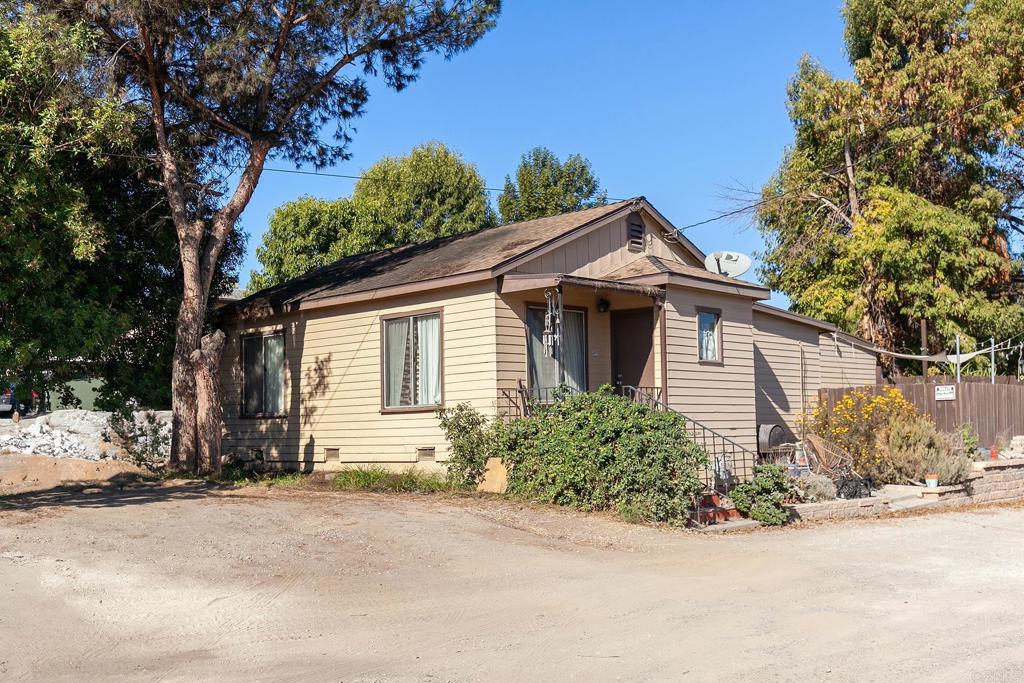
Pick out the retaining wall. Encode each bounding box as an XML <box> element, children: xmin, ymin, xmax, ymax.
<box><xmin>786</xmin><ymin>459</ymin><xmax>1024</xmax><ymax>523</ymax></box>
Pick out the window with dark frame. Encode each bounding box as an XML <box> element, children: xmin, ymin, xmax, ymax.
<box><xmin>383</xmin><ymin>312</ymin><xmax>441</xmax><ymax>409</ymax></box>
<box><xmin>242</xmin><ymin>332</ymin><xmax>285</xmax><ymax>415</ymax></box>
<box><xmin>697</xmin><ymin>310</ymin><xmax>721</xmax><ymax>362</ymax></box>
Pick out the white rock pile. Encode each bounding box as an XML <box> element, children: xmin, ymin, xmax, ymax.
<box><xmin>0</xmin><ymin>409</ymin><xmax>172</xmax><ymax>462</ymax></box>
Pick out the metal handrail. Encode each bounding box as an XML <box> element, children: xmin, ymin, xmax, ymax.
<box><xmin>496</xmin><ymin>382</ymin><xmax>758</xmax><ymax>494</ymax></box>
<box><xmin>621</xmin><ymin>385</ymin><xmax>759</xmax><ymax>494</ymax></box>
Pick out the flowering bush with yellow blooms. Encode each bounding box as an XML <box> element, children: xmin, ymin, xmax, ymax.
<box><xmin>807</xmin><ymin>388</ymin><xmax>917</xmax><ymax>483</ymax></box>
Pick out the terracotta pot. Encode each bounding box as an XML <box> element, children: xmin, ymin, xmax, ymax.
<box><xmin>925</xmin><ymin>472</ymin><xmax>939</xmax><ymax>488</ymax></box>
<box><xmin>992</xmin><ymin>448</ymin><xmax>1000</xmax><ymax>461</ymax></box>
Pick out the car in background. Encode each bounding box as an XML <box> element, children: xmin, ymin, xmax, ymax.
<box><xmin>0</xmin><ymin>385</ymin><xmax>17</xmax><ymax>418</ymax></box>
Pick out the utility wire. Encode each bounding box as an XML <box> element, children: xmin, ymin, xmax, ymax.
<box><xmin>672</xmin><ymin>79</ymin><xmax>1024</xmax><ymax>233</ymax></box>
<box><xmin>3</xmin><ymin>79</ymin><xmax>1023</xmax><ymax>227</ymax></box>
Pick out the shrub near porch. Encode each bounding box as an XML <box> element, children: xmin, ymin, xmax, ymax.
<box><xmin>440</xmin><ymin>388</ymin><xmax>709</xmax><ymax>523</ymax></box>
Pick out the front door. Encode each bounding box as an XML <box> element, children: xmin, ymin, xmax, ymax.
<box><xmin>610</xmin><ymin>308</ymin><xmax>655</xmax><ymax>390</ymax></box>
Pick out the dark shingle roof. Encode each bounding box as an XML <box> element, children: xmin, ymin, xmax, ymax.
<box><xmin>228</xmin><ymin>200</ymin><xmax>635</xmax><ymax>314</ymax></box>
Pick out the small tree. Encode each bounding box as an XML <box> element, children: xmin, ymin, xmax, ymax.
<box><xmin>498</xmin><ymin>146</ymin><xmax>606</xmax><ymax>224</ymax></box>
<box><xmin>248</xmin><ymin>142</ymin><xmax>494</xmax><ymax>291</ymax></box>
<box><xmin>44</xmin><ymin>0</ymin><xmax>501</xmax><ymax>472</ymax></box>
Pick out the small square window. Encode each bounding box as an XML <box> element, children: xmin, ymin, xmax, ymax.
<box><xmin>697</xmin><ymin>310</ymin><xmax>721</xmax><ymax>362</ymax></box>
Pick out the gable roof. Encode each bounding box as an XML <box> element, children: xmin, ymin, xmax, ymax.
<box><xmin>227</xmin><ymin>198</ymin><xmax>696</xmax><ymax>315</ymax></box>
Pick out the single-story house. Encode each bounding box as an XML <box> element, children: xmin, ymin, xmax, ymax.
<box><xmin>219</xmin><ymin>197</ymin><xmax>877</xmax><ymax>477</ymax></box>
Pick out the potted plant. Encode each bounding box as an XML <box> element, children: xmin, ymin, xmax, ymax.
<box><xmin>925</xmin><ymin>471</ymin><xmax>939</xmax><ymax>488</ymax></box>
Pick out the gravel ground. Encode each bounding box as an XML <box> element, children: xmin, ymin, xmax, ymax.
<box><xmin>2</xmin><ymin>478</ymin><xmax>1024</xmax><ymax>682</ymax></box>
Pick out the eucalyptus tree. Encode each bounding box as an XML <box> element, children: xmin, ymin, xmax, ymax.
<box><xmin>41</xmin><ymin>0</ymin><xmax>500</xmax><ymax>471</ymax></box>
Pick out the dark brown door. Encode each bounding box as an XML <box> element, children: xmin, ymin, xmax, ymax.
<box><xmin>611</xmin><ymin>308</ymin><xmax>655</xmax><ymax>390</ymax></box>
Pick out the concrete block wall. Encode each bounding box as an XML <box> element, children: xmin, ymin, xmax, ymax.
<box><xmin>786</xmin><ymin>460</ymin><xmax>1024</xmax><ymax>523</ymax></box>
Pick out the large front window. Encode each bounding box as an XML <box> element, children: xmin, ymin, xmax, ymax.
<box><xmin>526</xmin><ymin>306</ymin><xmax>586</xmax><ymax>392</ymax></box>
<box><xmin>383</xmin><ymin>312</ymin><xmax>442</xmax><ymax>409</ymax></box>
<box><xmin>242</xmin><ymin>332</ymin><xmax>285</xmax><ymax>416</ymax></box>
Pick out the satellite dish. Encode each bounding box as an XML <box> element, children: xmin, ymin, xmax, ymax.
<box><xmin>704</xmin><ymin>250</ymin><xmax>752</xmax><ymax>278</ymax></box>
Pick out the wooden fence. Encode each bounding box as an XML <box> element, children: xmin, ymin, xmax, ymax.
<box><xmin>883</xmin><ymin>374</ymin><xmax>1024</xmax><ymax>386</ymax></box>
<box><xmin>818</xmin><ymin>382</ymin><xmax>1024</xmax><ymax>448</ymax></box>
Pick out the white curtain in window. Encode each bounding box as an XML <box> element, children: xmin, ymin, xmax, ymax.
<box><xmin>263</xmin><ymin>334</ymin><xmax>285</xmax><ymax>414</ymax></box>
<box><xmin>416</xmin><ymin>314</ymin><xmax>441</xmax><ymax>405</ymax></box>
<box><xmin>698</xmin><ymin>312</ymin><xmax>718</xmax><ymax>361</ymax></box>
<box><xmin>385</xmin><ymin>318</ymin><xmax>410</xmax><ymax>407</ymax></box>
<box><xmin>527</xmin><ymin>307</ymin><xmax>585</xmax><ymax>391</ymax></box>
<box><xmin>562</xmin><ymin>310</ymin><xmax>586</xmax><ymax>391</ymax></box>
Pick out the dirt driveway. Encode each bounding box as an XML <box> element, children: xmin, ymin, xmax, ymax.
<box><xmin>2</xmin><ymin>479</ymin><xmax>1024</xmax><ymax>682</ymax></box>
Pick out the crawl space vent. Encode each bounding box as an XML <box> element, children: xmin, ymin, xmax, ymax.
<box><xmin>324</xmin><ymin>448</ymin><xmax>340</xmax><ymax>463</ymax></box>
<box><xmin>416</xmin><ymin>447</ymin><xmax>436</xmax><ymax>462</ymax></box>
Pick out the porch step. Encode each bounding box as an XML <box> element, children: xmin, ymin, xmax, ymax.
<box><xmin>694</xmin><ymin>493</ymin><xmax>743</xmax><ymax>525</ymax></box>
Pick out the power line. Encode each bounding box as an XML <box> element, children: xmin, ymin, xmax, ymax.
<box><xmin>672</xmin><ymin>79</ymin><xmax>1024</xmax><ymax>233</ymax></box>
<box><xmin>3</xmin><ymin>79</ymin><xmax>1022</xmax><ymax>226</ymax></box>
<box><xmin>0</xmin><ymin>140</ymin><xmax>629</xmax><ymax>200</ymax></box>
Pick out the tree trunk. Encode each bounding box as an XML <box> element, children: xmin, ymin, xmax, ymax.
<box><xmin>169</xmin><ymin>236</ymin><xmax>206</xmax><ymax>471</ymax></box>
<box><xmin>844</xmin><ymin>134</ymin><xmax>861</xmax><ymax>219</ymax></box>
<box><xmin>192</xmin><ymin>329</ymin><xmax>226</xmax><ymax>475</ymax></box>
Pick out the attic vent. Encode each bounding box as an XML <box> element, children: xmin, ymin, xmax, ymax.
<box><xmin>627</xmin><ymin>214</ymin><xmax>645</xmax><ymax>252</ymax></box>
<box><xmin>324</xmin><ymin>448</ymin><xmax>340</xmax><ymax>463</ymax></box>
<box><xmin>416</xmin><ymin>446</ymin><xmax>436</xmax><ymax>462</ymax></box>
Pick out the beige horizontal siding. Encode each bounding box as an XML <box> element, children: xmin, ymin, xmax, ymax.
<box><xmin>496</xmin><ymin>288</ymin><xmax>658</xmax><ymax>393</ymax></box>
<box><xmin>752</xmin><ymin>310</ymin><xmax>821</xmax><ymax>440</ymax></box>
<box><xmin>512</xmin><ymin>214</ymin><xmax>701</xmax><ymax>277</ymax></box>
<box><xmin>819</xmin><ymin>333</ymin><xmax>878</xmax><ymax>388</ymax></box>
<box><xmin>663</xmin><ymin>286</ymin><xmax>757</xmax><ymax>451</ymax></box>
<box><xmin>220</xmin><ymin>282</ymin><xmax>499</xmax><ymax>468</ymax></box>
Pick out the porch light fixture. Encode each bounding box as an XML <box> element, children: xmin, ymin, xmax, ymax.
<box><xmin>597</xmin><ymin>298</ymin><xmax>610</xmax><ymax>313</ymax></box>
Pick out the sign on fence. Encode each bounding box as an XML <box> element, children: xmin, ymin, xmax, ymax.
<box><xmin>819</xmin><ymin>382</ymin><xmax>1024</xmax><ymax>448</ymax></box>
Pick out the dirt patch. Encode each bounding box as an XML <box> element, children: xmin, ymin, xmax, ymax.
<box><xmin>0</xmin><ymin>453</ymin><xmax>149</xmax><ymax>497</ymax></box>
<box><xmin>3</xmin><ymin>484</ymin><xmax>1024</xmax><ymax>681</ymax></box>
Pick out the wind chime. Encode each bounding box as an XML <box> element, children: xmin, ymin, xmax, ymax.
<box><xmin>542</xmin><ymin>287</ymin><xmax>566</xmax><ymax>386</ymax></box>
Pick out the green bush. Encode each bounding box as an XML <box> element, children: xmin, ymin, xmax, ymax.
<box><xmin>437</xmin><ymin>402</ymin><xmax>494</xmax><ymax>485</ymax></box>
<box><xmin>793</xmin><ymin>473</ymin><xmax>837</xmax><ymax>502</ymax></box>
<box><xmin>106</xmin><ymin>409</ymin><xmax>169</xmax><ymax>471</ymax></box>
<box><xmin>330</xmin><ymin>466</ymin><xmax>459</xmax><ymax>493</ymax></box>
<box><xmin>498</xmin><ymin>387</ymin><xmax>708</xmax><ymax>523</ymax></box>
<box><xmin>729</xmin><ymin>465</ymin><xmax>794</xmax><ymax>526</ymax></box>
<box><xmin>882</xmin><ymin>413</ymin><xmax>974</xmax><ymax>485</ymax></box>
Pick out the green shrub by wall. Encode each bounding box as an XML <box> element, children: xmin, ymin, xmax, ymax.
<box><xmin>496</xmin><ymin>387</ymin><xmax>708</xmax><ymax>523</ymax></box>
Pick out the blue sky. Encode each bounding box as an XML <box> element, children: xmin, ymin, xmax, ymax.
<box><xmin>238</xmin><ymin>0</ymin><xmax>854</xmax><ymax>308</ymax></box>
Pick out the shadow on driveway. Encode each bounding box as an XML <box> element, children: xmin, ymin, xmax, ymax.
<box><xmin>0</xmin><ymin>475</ymin><xmax>238</xmax><ymax>513</ymax></box>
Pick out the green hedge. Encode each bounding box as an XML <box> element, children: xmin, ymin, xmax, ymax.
<box><xmin>496</xmin><ymin>387</ymin><xmax>708</xmax><ymax>523</ymax></box>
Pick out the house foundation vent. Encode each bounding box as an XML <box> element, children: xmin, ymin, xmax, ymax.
<box><xmin>324</xmin><ymin>448</ymin><xmax>340</xmax><ymax>463</ymax></box>
<box><xmin>416</xmin><ymin>447</ymin><xmax>436</xmax><ymax>462</ymax></box>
